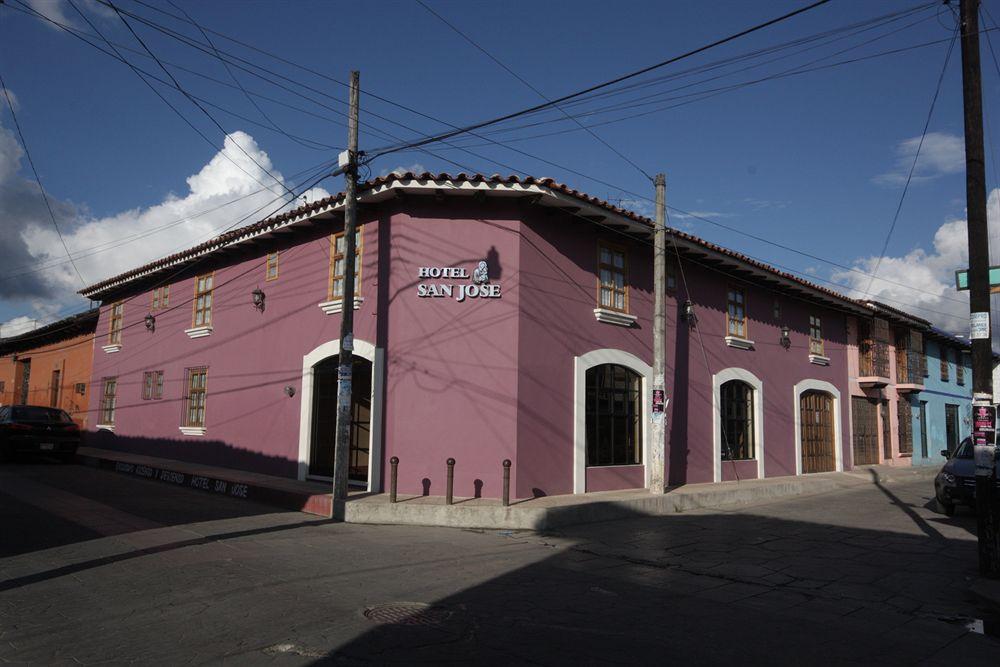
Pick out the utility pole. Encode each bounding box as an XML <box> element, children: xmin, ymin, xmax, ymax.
<box><xmin>650</xmin><ymin>173</ymin><xmax>667</xmax><ymax>494</ymax></box>
<box><xmin>332</xmin><ymin>70</ymin><xmax>360</xmax><ymax>515</ymax></box>
<box><xmin>959</xmin><ymin>0</ymin><xmax>999</xmax><ymax>577</ymax></box>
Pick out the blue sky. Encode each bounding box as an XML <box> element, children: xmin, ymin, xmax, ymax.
<box><xmin>1</xmin><ymin>0</ymin><xmax>998</xmax><ymax>335</ymax></box>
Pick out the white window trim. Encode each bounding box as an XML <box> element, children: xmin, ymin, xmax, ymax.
<box><xmin>573</xmin><ymin>348</ymin><xmax>653</xmax><ymax>494</ymax></box>
<box><xmin>101</xmin><ymin>344</ymin><xmax>122</xmax><ymax>354</ymax></box>
<box><xmin>179</xmin><ymin>426</ymin><xmax>206</xmax><ymax>436</ymax></box>
<box><xmin>318</xmin><ymin>296</ymin><xmax>364</xmax><ymax>315</ymax></box>
<box><xmin>184</xmin><ymin>325</ymin><xmax>213</xmax><ymax>339</ymax></box>
<box><xmin>592</xmin><ymin>307</ymin><xmax>638</xmax><ymax>327</ymax></box>
<box><xmin>725</xmin><ymin>336</ymin><xmax>755</xmax><ymax>350</ymax></box>
<box><xmin>712</xmin><ymin>368</ymin><xmax>765</xmax><ymax>483</ymax></box>
<box><xmin>793</xmin><ymin>379</ymin><xmax>844</xmax><ymax>475</ymax></box>
<box><xmin>808</xmin><ymin>354</ymin><xmax>831</xmax><ymax>366</ymax></box>
<box><xmin>96</xmin><ymin>424</ymin><xmax>115</xmax><ymax>432</ymax></box>
<box><xmin>297</xmin><ymin>337</ymin><xmax>384</xmax><ymax>494</ymax></box>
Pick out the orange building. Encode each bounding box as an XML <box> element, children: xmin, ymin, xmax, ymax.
<box><xmin>0</xmin><ymin>310</ymin><xmax>98</xmax><ymax>427</ymax></box>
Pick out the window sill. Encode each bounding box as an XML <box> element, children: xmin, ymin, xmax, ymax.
<box><xmin>96</xmin><ymin>424</ymin><xmax>115</xmax><ymax>432</ymax></box>
<box><xmin>809</xmin><ymin>354</ymin><xmax>830</xmax><ymax>366</ymax></box>
<box><xmin>102</xmin><ymin>344</ymin><xmax>122</xmax><ymax>354</ymax></box>
<box><xmin>725</xmin><ymin>336</ymin><xmax>754</xmax><ymax>350</ymax></box>
<box><xmin>585</xmin><ymin>463</ymin><xmax>644</xmax><ymax>468</ymax></box>
<box><xmin>318</xmin><ymin>296</ymin><xmax>364</xmax><ymax>315</ymax></box>
<box><xmin>179</xmin><ymin>426</ymin><xmax>206</xmax><ymax>436</ymax></box>
<box><xmin>593</xmin><ymin>307</ymin><xmax>637</xmax><ymax>327</ymax></box>
<box><xmin>184</xmin><ymin>325</ymin><xmax>213</xmax><ymax>339</ymax></box>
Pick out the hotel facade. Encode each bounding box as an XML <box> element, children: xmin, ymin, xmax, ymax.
<box><xmin>78</xmin><ymin>173</ymin><xmax>934</xmax><ymax>500</ymax></box>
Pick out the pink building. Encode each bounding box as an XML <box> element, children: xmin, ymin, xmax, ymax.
<box><xmin>81</xmin><ymin>173</ymin><xmax>869</xmax><ymax>499</ymax></box>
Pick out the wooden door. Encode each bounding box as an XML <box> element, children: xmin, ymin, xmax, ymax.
<box><xmin>851</xmin><ymin>397</ymin><xmax>878</xmax><ymax>465</ymax></box>
<box><xmin>880</xmin><ymin>400</ymin><xmax>891</xmax><ymax>459</ymax></box>
<box><xmin>801</xmin><ymin>391</ymin><xmax>835</xmax><ymax>473</ymax></box>
<box><xmin>945</xmin><ymin>404</ymin><xmax>960</xmax><ymax>454</ymax></box>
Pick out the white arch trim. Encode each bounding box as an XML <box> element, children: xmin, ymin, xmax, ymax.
<box><xmin>712</xmin><ymin>368</ymin><xmax>765</xmax><ymax>483</ymax></box>
<box><xmin>793</xmin><ymin>379</ymin><xmax>843</xmax><ymax>476</ymax></box>
<box><xmin>573</xmin><ymin>348</ymin><xmax>653</xmax><ymax>494</ymax></box>
<box><xmin>297</xmin><ymin>338</ymin><xmax>385</xmax><ymax>492</ymax></box>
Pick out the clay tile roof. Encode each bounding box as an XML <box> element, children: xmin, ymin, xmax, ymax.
<box><xmin>78</xmin><ymin>173</ymin><xmax>871</xmax><ymax>315</ymax></box>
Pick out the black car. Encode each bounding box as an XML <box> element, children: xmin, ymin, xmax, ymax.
<box><xmin>934</xmin><ymin>436</ymin><xmax>1000</xmax><ymax>515</ymax></box>
<box><xmin>0</xmin><ymin>405</ymin><xmax>81</xmax><ymax>462</ymax></box>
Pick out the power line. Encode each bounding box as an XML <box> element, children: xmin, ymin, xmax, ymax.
<box><xmin>365</xmin><ymin>0</ymin><xmax>835</xmax><ymax>159</ymax></box>
<box><xmin>861</xmin><ymin>22</ymin><xmax>959</xmax><ymax>298</ymax></box>
<box><xmin>100</xmin><ymin>0</ymin><xmax>296</xmax><ymax>198</ymax></box>
<box><xmin>0</xmin><ymin>70</ymin><xmax>87</xmax><ymax>288</ymax></box>
<box><xmin>414</xmin><ymin>0</ymin><xmax>653</xmax><ymax>181</ymax></box>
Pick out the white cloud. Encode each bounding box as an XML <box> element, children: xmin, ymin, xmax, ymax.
<box><xmin>1</xmin><ymin>87</ymin><xmax>18</xmax><ymax>114</ymax></box>
<box><xmin>2</xmin><ymin>127</ymin><xmax>329</xmax><ymax>323</ymax></box>
<box><xmin>874</xmin><ymin>132</ymin><xmax>965</xmax><ymax>186</ymax></box>
<box><xmin>670</xmin><ymin>210</ymin><xmax>735</xmax><ymax>220</ymax></box>
<box><xmin>380</xmin><ymin>163</ymin><xmax>427</xmax><ymax>177</ymax></box>
<box><xmin>831</xmin><ymin>188</ymin><xmax>1000</xmax><ymax>334</ymax></box>
<box><xmin>0</xmin><ymin>315</ymin><xmax>38</xmax><ymax>338</ymax></box>
<box><xmin>25</xmin><ymin>0</ymin><xmax>79</xmax><ymax>30</ymax></box>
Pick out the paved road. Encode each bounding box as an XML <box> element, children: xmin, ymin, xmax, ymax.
<box><xmin>1</xmin><ymin>461</ymin><xmax>998</xmax><ymax>665</ymax></box>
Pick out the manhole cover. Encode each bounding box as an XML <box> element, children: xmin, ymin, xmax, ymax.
<box><xmin>363</xmin><ymin>602</ymin><xmax>453</xmax><ymax>627</ymax></box>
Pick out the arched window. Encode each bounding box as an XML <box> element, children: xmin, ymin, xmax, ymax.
<box><xmin>720</xmin><ymin>380</ymin><xmax>755</xmax><ymax>460</ymax></box>
<box><xmin>585</xmin><ymin>364</ymin><xmax>642</xmax><ymax>466</ymax></box>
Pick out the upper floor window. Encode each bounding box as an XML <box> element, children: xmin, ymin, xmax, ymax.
<box><xmin>598</xmin><ymin>243</ymin><xmax>628</xmax><ymax>312</ymax></box>
<box><xmin>100</xmin><ymin>377</ymin><xmax>117</xmax><ymax>425</ymax></box>
<box><xmin>184</xmin><ymin>367</ymin><xmax>208</xmax><ymax>428</ymax></box>
<box><xmin>809</xmin><ymin>316</ymin><xmax>823</xmax><ymax>356</ymax></box>
<box><xmin>108</xmin><ymin>302</ymin><xmax>124</xmax><ymax>345</ymax></box>
<box><xmin>266</xmin><ymin>252</ymin><xmax>279</xmax><ymax>281</ymax></box>
<box><xmin>727</xmin><ymin>287</ymin><xmax>747</xmax><ymax>338</ymax></box>
<box><xmin>940</xmin><ymin>347</ymin><xmax>950</xmax><ymax>382</ymax></box>
<box><xmin>859</xmin><ymin>317</ymin><xmax>890</xmax><ymax>378</ymax></box>
<box><xmin>665</xmin><ymin>260</ymin><xmax>677</xmax><ymax>292</ymax></box>
<box><xmin>330</xmin><ymin>230</ymin><xmax>361</xmax><ymax>301</ymax></box>
<box><xmin>922</xmin><ymin>339</ymin><xmax>930</xmax><ymax>378</ymax></box>
<box><xmin>956</xmin><ymin>350</ymin><xmax>965</xmax><ymax>386</ymax></box>
<box><xmin>773</xmin><ymin>300</ymin><xmax>782</xmax><ymax>321</ymax></box>
<box><xmin>193</xmin><ymin>273</ymin><xmax>214</xmax><ymax>327</ymax></box>
<box><xmin>151</xmin><ymin>285</ymin><xmax>170</xmax><ymax>310</ymax></box>
<box><xmin>142</xmin><ymin>371</ymin><xmax>164</xmax><ymax>400</ymax></box>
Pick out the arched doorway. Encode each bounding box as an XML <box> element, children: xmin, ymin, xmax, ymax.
<box><xmin>308</xmin><ymin>355</ymin><xmax>373</xmax><ymax>484</ymax></box>
<box><xmin>800</xmin><ymin>390</ymin><xmax>835</xmax><ymax>473</ymax></box>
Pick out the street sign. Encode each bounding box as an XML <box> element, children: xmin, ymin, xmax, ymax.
<box><xmin>955</xmin><ymin>266</ymin><xmax>1000</xmax><ymax>291</ymax></box>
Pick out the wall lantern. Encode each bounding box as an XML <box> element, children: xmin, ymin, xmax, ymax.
<box><xmin>682</xmin><ymin>300</ymin><xmax>698</xmax><ymax>329</ymax></box>
<box><xmin>284</xmin><ymin>385</ymin><xmax>295</xmax><ymax>397</ymax></box>
<box><xmin>252</xmin><ymin>287</ymin><xmax>266</xmax><ymax>312</ymax></box>
<box><xmin>144</xmin><ymin>313</ymin><xmax>156</xmax><ymax>332</ymax></box>
<box><xmin>780</xmin><ymin>325</ymin><xmax>791</xmax><ymax>349</ymax></box>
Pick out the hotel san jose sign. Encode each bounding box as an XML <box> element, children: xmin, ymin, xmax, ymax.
<box><xmin>416</xmin><ymin>260</ymin><xmax>502</xmax><ymax>302</ymax></box>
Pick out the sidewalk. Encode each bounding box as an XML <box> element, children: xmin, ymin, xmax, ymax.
<box><xmin>76</xmin><ymin>446</ymin><xmax>940</xmax><ymax>530</ymax></box>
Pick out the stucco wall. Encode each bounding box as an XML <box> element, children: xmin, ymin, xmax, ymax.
<box><xmin>911</xmin><ymin>339</ymin><xmax>972</xmax><ymax>466</ymax></box>
<box><xmin>0</xmin><ymin>332</ymin><xmax>96</xmax><ymax>427</ymax></box>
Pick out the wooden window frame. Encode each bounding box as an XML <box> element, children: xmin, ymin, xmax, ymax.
<box><xmin>151</xmin><ymin>285</ymin><xmax>170</xmax><ymax>311</ymax></box>
<box><xmin>809</xmin><ymin>315</ymin><xmax>824</xmax><ymax>356</ymax></box>
<box><xmin>720</xmin><ymin>380</ymin><xmax>755</xmax><ymax>461</ymax></box>
<box><xmin>192</xmin><ymin>273</ymin><xmax>214</xmax><ymax>328</ymax></box>
<box><xmin>142</xmin><ymin>370</ymin><xmax>164</xmax><ymax>401</ymax></box>
<box><xmin>108</xmin><ymin>301</ymin><xmax>124</xmax><ymax>345</ymax></box>
<box><xmin>727</xmin><ymin>286</ymin><xmax>748</xmax><ymax>339</ymax></box>
<box><xmin>597</xmin><ymin>241</ymin><xmax>629</xmax><ymax>313</ymax></box>
<box><xmin>665</xmin><ymin>260</ymin><xmax>677</xmax><ymax>293</ymax></box>
<box><xmin>266</xmin><ymin>251</ymin><xmax>279</xmax><ymax>282</ymax></box>
<box><xmin>183</xmin><ymin>367</ymin><xmax>208</xmax><ymax>428</ymax></box>
<box><xmin>940</xmin><ymin>346</ymin><xmax>950</xmax><ymax>382</ymax></box>
<box><xmin>956</xmin><ymin>349</ymin><xmax>965</xmax><ymax>386</ymax></box>
<box><xmin>328</xmin><ymin>230</ymin><xmax>362</xmax><ymax>302</ymax></box>
<box><xmin>100</xmin><ymin>377</ymin><xmax>117</xmax><ymax>425</ymax></box>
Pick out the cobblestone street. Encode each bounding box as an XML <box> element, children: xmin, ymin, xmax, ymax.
<box><xmin>1</xmin><ymin>462</ymin><xmax>998</xmax><ymax>664</ymax></box>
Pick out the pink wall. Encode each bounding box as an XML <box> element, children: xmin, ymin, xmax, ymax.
<box><xmin>85</xmin><ymin>193</ymin><xmax>858</xmax><ymax>500</ymax></box>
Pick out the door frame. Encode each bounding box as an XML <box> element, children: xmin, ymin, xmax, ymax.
<box><xmin>793</xmin><ymin>379</ymin><xmax>843</xmax><ymax>475</ymax></box>
<box><xmin>297</xmin><ymin>338</ymin><xmax>385</xmax><ymax>492</ymax></box>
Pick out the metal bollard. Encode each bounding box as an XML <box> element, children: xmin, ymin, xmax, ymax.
<box><xmin>502</xmin><ymin>459</ymin><xmax>511</xmax><ymax>507</ymax></box>
<box><xmin>389</xmin><ymin>456</ymin><xmax>399</xmax><ymax>503</ymax></box>
<box><xmin>446</xmin><ymin>458</ymin><xmax>456</xmax><ymax>505</ymax></box>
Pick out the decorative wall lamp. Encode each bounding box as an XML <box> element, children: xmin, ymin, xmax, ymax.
<box><xmin>252</xmin><ymin>287</ymin><xmax>266</xmax><ymax>312</ymax></box>
<box><xmin>144</xmin><ymin>313</ymin><xmax>156</xmax><ymax>332</ymax></box>
<box><xmin>780</xmin><ymin>325</ymin><xmax>791</xmax><ymax>350</ymax></box>
<box><xmin>682</xmin><ymin>300</ymin><xmax>698</xmax><ymax>329</ymax></box>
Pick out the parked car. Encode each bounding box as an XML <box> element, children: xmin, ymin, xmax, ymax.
<box><xmin>934</xmin><ymin>437</ymin><xmax>1000</xmax><ymax>515</ymax></box>
<box><xmin>0</xmin><ymin>405</ymin><xmax>81</xmax><ymax>463</ymax></box>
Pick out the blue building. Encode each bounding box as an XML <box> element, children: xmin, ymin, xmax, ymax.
<box><xmin>909</xmin><ymin>328</ymin><xmax>972</xmax><ymax>467</ymax></box>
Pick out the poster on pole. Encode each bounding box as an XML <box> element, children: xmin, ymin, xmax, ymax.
<box><xmin>652</xmin><ymin>389</ymin><xmax>665</xmax><ymax>423</ymax></box>
<box><xmin>972</xmin><ymin>404</ymin><xmax>997</xmax><ymax>477</ymax></box>
<box><xmin>970</xmin><ymin>312</ymin><xmax>990</xmax><ymax>340</ymax></box>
